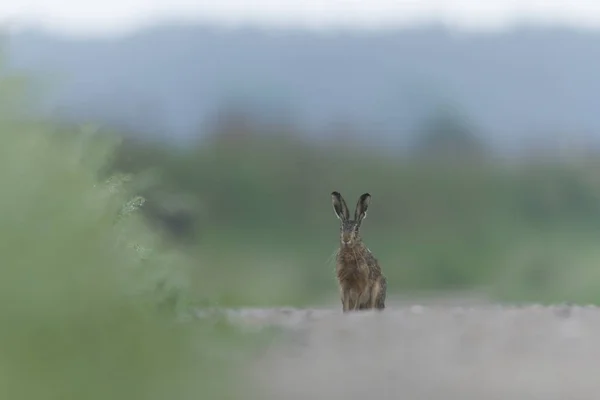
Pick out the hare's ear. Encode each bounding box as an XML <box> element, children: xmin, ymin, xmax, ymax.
<box><xmin>331</xmin><ymin>191</ymin><xmax>350</xmax><ymax>221</ymax></box>
<box><xmin>355</xmin><ymin>193</ymin><xmax>371</xmax><ymax>222</ymax></box>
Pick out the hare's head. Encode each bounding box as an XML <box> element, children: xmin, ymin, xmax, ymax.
<box><xmin>331</xmin><ymin>191</ymin><xmax>371</xmax><ymax>247</ymax></box>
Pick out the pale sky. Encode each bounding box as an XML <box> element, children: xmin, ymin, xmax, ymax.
<box><xmin>2</xmin><ymin>0</ymin><xmax>600</xmax><ymax>37</ymax></box>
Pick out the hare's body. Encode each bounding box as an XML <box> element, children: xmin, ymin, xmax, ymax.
<box><xmin>331</xmin><ymin>191</ymin><xmax>387</xmax><ymax>312</ymax></box>
<box><xmin>336</xmin><ymin>243</ymin><xmax>387</xmax><ymax>311</ymax></box>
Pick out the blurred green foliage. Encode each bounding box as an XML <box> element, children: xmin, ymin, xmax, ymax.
<box><xmin>0</xmin><ymin>61</ymin><xmax>266</xmax><ymax>398</ymax></box>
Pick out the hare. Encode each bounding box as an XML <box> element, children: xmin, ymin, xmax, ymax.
<box><xmin>331</xmin><ymin>191</ymin><xmax>387</xmax><ymax>312</ymax></box>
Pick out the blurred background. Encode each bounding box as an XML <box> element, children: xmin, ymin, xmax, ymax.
<box><xmin>3</xmin><ymin>1</ymin><xmax>600</xmax><ymax>398</ymax></box>
<box><xmin>4</xmin><ymin>1</ymin><xmax>600</xmax><ymax>308</ymax></box>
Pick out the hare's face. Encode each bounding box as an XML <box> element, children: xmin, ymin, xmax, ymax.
<box><xmin>339</xmin><ymin>220</ymin><xmax>360</xmax><ymax>246</ymax></box>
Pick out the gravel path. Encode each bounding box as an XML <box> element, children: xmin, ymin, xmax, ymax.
<box><xmin>206</xmin><ymin>299</ymin><xmax>600</xmax><ymax>400</ymax></box>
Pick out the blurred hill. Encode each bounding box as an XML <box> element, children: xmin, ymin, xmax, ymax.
<box><xmin>6</xmin><ymin>24</ymin><xmax>600</xmax><ymax>153</ymax></box>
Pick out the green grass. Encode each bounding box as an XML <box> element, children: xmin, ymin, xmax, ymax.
<box><xmin>490</xmin><ymin>228</ymin><xmax>600</xmax><ymax>305</ymax></box>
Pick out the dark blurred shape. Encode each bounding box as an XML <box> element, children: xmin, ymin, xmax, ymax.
<box><xmin>411</xmin><ymin>105</ymin><xmax>488</xmax><ymax>163</ymax></box>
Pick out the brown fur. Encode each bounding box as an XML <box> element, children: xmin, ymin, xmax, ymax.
<box><xmin>336</xmin><ymin>242</ymin><xmax>387</xmax><ymax>312</ymax></box>
<box><xmin>332</xmin><ymin>191</ymin><xmax>387</xmax><ymax>312</ymax></box>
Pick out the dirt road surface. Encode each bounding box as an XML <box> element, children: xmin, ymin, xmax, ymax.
<box><xmin>209</xmin><ymin>297</ymin><xmax>600</xmax><ymax>400</ymax></box>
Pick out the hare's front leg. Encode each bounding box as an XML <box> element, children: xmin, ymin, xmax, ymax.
<box><xmin>341</xmin><ymin>292</ymin><xmax>351</xmax><ymax>312</ymax></box>
<box><xmin>342</xmin><ymin>290</ymin><xmax>361</xmax><ymax>312</ymax></box>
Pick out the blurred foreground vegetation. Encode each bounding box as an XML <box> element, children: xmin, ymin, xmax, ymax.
<box><xmin>0</xmin><ymin>69</ymin><xmax>268</xmax><ymax>399</ymax></box>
